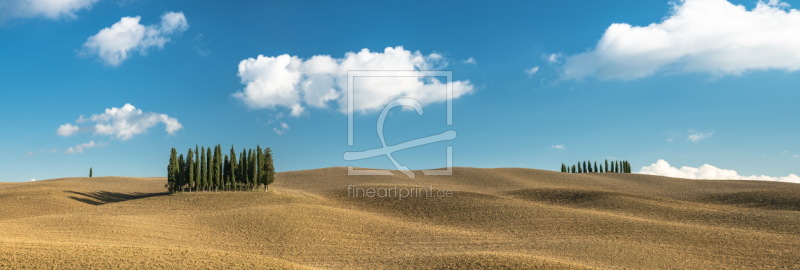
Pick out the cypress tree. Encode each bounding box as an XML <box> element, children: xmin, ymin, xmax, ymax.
<box><xmin>229</xmin><ymin>146</ymin><xmax>237</xmax><ymax>191</ymax></box>
<box><xmin>561</xmin><ymin>163</ymin><xmax>567</xmax><ymax>173</ymax></box>
<box><xmin>168</xmin><ymin>148</ymin><xmax>177</xmax><ymax>193</ymax></box>
<box><xmin>89</xmin><ymin>167</ymin><xmax>93</xmax><ymax>178</ymax></box>
<box><xmin>216</xmin><ymin>145</ymin><xmax>223</xmax><ymax>191</ymax></box>
<box><xmin>223</xmin><ymin>155</ymin><xmax>230</xmax><ymax>190</ymax></box>
<box><xmin>187</xmin><ymin>149</ymin><xmax>195</xmax><ymax>192</ymax></box>
<box><xmin>200</xmin><ymin>147</ymin><xmax>206</xmax><ymax>191</ymax></box>
<box><xmin>249</xmin><ymin>149</ymin><xmax>257</xmax><ymax>190</ymax></box>
<box><xmin>177</xmin><ymin>154</ymin><xmax>185</xmax><ymax>192</ymax></box>
<box><xmin>571</xmin><ymin>165</ymin><xmax>576</xmax><ymax>173</ymax></box>
<box><xmin>239</xmin><ymin>149</ymin><xmax>246</xmax><ymax>191</ymax></box>
<box><xmin>194</xmin><ymin>145</ymin><xmax>200</xmax><ymax>191</ymax></box>
<box><xmin>593</xmin><ymin>161</ymin><xmax>598</xmax><ymax>173</ymax></box>
<box><xmin>264</xmin><ymin>147</ymin><xmax>275</xmax><ymax>191</ymax></box>
<box><xmin>212</xmin><ymin>145</ymin><xmax>217</xmax><ymax>191</ymax></box>
<box><xmin>210</xmin><ymin>146</ymin><xmax>217</xmax><ymax>191</ymax></box>
<box><xmin>206</xmin><ymin>147</ymin><xmax>214</xmax><ymax>191</ymax></box>
<box><xmin>257</xmin><ymin>145</ymin><xmax>264</xmax><ymax>190</ymax></box>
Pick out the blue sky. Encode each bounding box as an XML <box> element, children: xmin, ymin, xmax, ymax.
<box><xmin>2</xmin><ymin>0</ymin><xmax>799</xmax><ymax>182</ymax></box>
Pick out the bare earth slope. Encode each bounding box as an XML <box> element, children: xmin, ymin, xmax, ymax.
<box><xmin>1</xmin><ymin>168</ymin><xmax>799</xmax><ymax>269</ymax></box>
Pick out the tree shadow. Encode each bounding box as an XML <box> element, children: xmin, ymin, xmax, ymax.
<box><xmin>66</xmin><ymin>190</ymin><xmax>169</xmax><ymax>206</ymax></box>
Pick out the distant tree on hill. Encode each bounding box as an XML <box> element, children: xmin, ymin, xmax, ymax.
<box><xmin>89</xmin><ymin>167</ymin><xmax>93</xmax><ymax>178</ymax></box>
<box><xmin>560</xmin><ymin>160</ymin><xmax>632</xmax><ymax>174</ymax></box>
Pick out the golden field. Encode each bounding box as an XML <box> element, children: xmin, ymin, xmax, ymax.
<box><xmin>1</xmin><ymin>167</ymin><xmax>799</xmax><ymax>269</ymax></box>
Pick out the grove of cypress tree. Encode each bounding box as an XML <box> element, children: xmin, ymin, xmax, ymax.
<box><xmin>561</xmin><ymin>163</ymin><xmax>567</xmax><ymax>173</ymax></box>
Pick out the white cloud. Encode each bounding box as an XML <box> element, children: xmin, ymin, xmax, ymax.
<box><xmin>563</xmin><ymin>0</ymin><xmax>800</xmax><ymax>80</ymax></box>
<box><xmin>639</xmin><ymin>159</ymin><xmax>800</xmax><ymax>183</ymax></box>
<box><xmin>273</xmin><ymin>122</ymin><xmax>290</xmax><ymax>135</ymax></box>
<box><xmin>687</xmin><ymin>130</ymin><xmax>713</xmax><ymax>143</ymax></box>
<box><xmin>0</xmin><ymin>0</ymin><xmax>98</xmax><ymax>20</ymax></box>
<box><xmin>551</xmin><ymin>144</ymin><xmax>565</xmax><ymax>149</ymax></box>
<box><xmin>65</xmin><ymin>140</ymin><xmax>103</xmax><ymax>154</ymax></box>
<box><xmin>60</xmin><ymin>103</ymin><xmax>182</xmax><ymax>141</ymax></box>
<box><xmin>547</xmin><ymin>53</ymin><xmax>562</xmax><ymax>64</ymax></box>
<box><xmin>464</xmin><ymin>57</ymin><xmax>477</xmax><ymax>64</ymax></box>
<box><xmin>83</xmin><ymin>11</ymin><xmax>188</xmax><ymax>66</ymax></box>
<box><xmin>524</xmin><ymin>66</ymin><xmax>540</xmax><ymax>76</ymax></box>
<box><xmin>794</xmin><ymin>154</ymin><xmax>800</xmax><ymax>158</ymax></box>
<box><xmin>233</xmin><ymin>46</ymin><xmax>474</xmax><ymax>116</ymax></box>
<box><xmin>57</xmin><ymin>123</ymin><xmax>80</xmax><ymax>137</ymax></box>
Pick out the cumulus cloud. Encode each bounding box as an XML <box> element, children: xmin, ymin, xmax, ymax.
<box><xmin>59</xmin><ymin>103</ymin><xmax>182</xmax><ymax>141</ymax></box>
<box><xmin>65</xmin><ymin>140</ymin><xmax>104</xmax><ymax>154</ymax></box>
<box><xmin>83</xmin><ymin>11</ymin><xmax>188</xmax><ymax>66</ymax></box>
<box><xmin>464</xmin><ymin>57</ymin><xmax>477</xmax><ymax>64</ymax></box>
<box><xmin>0</xmin><ymin>0</ymin><xmax>98</xmax><ymax>21</ymax></box>
<box><xmin>687</xmin><ymin>130</ymin><xmax>713</xmax><ymax>143</ymax></box>
<box><xmin>639</xmin><ymin>159</ymin><xmax>800</xmax><ymax>183</ymax></box>
<box><xmin>57</xmin><ymin>123</ymin><xmax>80</xmax><ymax>137</ymax></box>
<box><xmin>524</xmin><ymin>66</ymin><xmax>540</xmax><ymax>76</ymax></box>
<box><xmin>233</xmin><ymin>46</ymin><xmax>474</xmax><ymax>116</ymax></box>
<box><xmin>563</xmin><ymin>0</ymin><xmax>800</xmax><ymax>80</ymax></box>
<box><xmin>551</xmin><ymin>144</ymin><xmax>565</xmax><ymax>149</ymax></box>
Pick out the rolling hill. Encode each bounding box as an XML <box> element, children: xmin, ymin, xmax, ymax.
<box><xmin>1</xmin><ymin>167</ymin><xmax>799</xmax><ymax>269</ymax></box>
